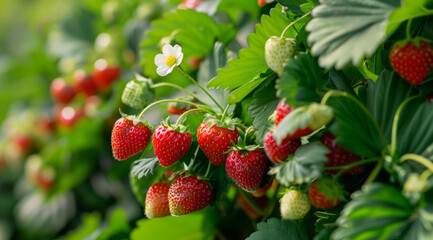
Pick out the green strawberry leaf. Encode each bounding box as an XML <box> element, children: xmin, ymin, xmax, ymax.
<box><xmin>386</xmin><ymin>0</ymin><xmax>433</xmax><ymax>35</ymax></box>
<box><xmin>332</xmin><ymin>183</ymin><xmax>433</xmax><ymax>240</ymax></box>
<box><xmin>131</xmin><ymin>157</ymin><xmax>159</xmax><ymax>179</ymax></box>
<box><xmin>248</xmin><ymin>85</ymin><xmax>279</xmax><ymax>145</ymax></box>
<box><xmin>227</xmin><ymin>69</ymin><xmax>276</xmax><ymax>104</ymax></box>
<box><xmin>397</xmin><ymin>97</ymin><xmax>433</xmax><ymax>159</ymax></box>
<box><xmin>324</xmin><ymin>91</ymin><xmax>386</xmax><ymax>158</ymax></box>
<box><xmin>207</xmin><ymin>4</ymin><xmax>306</xmax><ymax>99</ymax></box>
<box><xmin>276</xmin><ymin>53</ymin><xmax>327</xmax><ymax>106</ymax></box>
<box><xmin>131</xmin><ymin>207</ymin><xmax>219</xmax><ymax>240</ymax></box>
<box><xmin>362</xmin><ymin>70</ymin><xmax>411</xmax><ymax>142</ymax></box>
<box><xmin>246</xmin><ymin>218</ymin><xmax>309</xmax><ymax>240</ymax></box>
<box><xmin>182</xmin><ymin>111</ymin><xmax>205</xmax><ymax>139</ymax></box>
<box><xmin>58</xmin><ymin>212</ymin><xmax>101</xmax><ymax>240</ymax></box>
<box><xmin>269</xmin><ymin>142</ymin><xmax>329</xmax><ymax>186</ymax></box>
<box><xmin>197</xmin><ymin>42</ymin><xmax>230</xmax><ymax>108</ymax></box>
<box><xmin>140</xmin><ymin>9</ymin><xmax>235</xmax><ymax>79</ymax></box>
<box><xmin>306</xmin><ymin>0</ymin><xmax>399</xmax><ymax>69</ymax></box>
<box><xmin>96</xmin><ymin>208</ymin><xmax>130</xmax><ymax>240</ymax></box>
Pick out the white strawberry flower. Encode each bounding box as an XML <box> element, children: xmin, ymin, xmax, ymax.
<box><xmin>154</xmin><ymin>44</ymin><xmax>184</xmax><ymax>76</ymax></box>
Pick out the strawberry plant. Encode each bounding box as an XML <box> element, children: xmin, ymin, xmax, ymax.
<box><xmin>2</xmin><ymin>0</ymin><xmax>433</xmax><ymax>239</ymax></box>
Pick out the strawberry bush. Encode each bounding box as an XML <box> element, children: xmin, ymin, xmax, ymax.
<box><xmin>2</xmin><ymin>0</ymin><xmax>433</xmax><ymax>239</ymax></box>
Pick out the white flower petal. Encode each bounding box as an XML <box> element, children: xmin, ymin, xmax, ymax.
<box><xmin>156</xmin><ymin>65</ymin><xmax>170</xmax><ymax>76</ymax></box>
<box><xmin>176</xmin><ymin>52</ymin><xmax>184</xmax><ymax>66</ymax></box>
<box><xmin>154</xmin><ymin>54</ymin><xmax>166</xmax><ymax>66</ymax></box>
<box><xmin>162</xmin><ymin>44</ymin><xmax>174</xmax><ymax>56</ymax></box>
<box><xmin>173</xmin><ymin>45</ymin><xmax>182</xmax><ymax>56</ymax></box>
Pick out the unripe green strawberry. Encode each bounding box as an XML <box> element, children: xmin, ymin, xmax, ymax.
<box><xmin>121</xmin><ymin>77</ymin><xmax>155</xmax><ymax>109</ymax></box>
<box><xmin>265</xmin><ymin>36</ymin><xmax>296</xmax><ymax>75</ymax></box>
<box><xmin>280</xmin><ymin>190</ymin><xmax>311</xmax><ymax>220</ymax></box>
<box><xmin>145</xmin><ymin>182</ymin><xmax>171</xmax><ymax>218</ymax></box>
<box><xmin>308</xmin><ymin>103</ymin><xmax>334</xmax><ymax>131</ymax></box>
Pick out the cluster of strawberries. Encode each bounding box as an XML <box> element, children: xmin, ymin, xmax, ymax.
<box><xmin>110</xmin><ymin>90</ymin><xmax>366</xmax><ymax>219</ymax></box>
<box><xmin>50</xmin><ymin>59</ymin><xmax>121</xmax><ymax>128</ymax></box>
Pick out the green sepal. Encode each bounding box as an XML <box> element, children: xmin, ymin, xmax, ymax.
<box><xmin>311</xmin><ymin>176</ymin><xmax>346</xmax><ymax>206</ymax></box>
<box><xmin>203</xmin><ymin>114</ymin><xmax>242</xmax><ymax>131</ymax></box>
<box><xmin>393</xmin><ymin>36</ymin><xmax>432</xmax><ymax>49</ymax></box>
<box><xmin>119</xmin><ymin>109</ymin><xmax>151</xmax><ymax>127</ymax></box>
<box><xmin>160</xmin><ymin>117</ymin><xmax>187</xmax><ymax>133</ymax></box>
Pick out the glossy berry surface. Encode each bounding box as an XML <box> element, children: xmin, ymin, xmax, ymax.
<box><xmin>275</xmin><ymin>99</ymin><xmax>295</xmax><ymax>126</ymax></box>
<box><xmin>152</xmin><ymin>126</ymin><xmax>191</xmax><ymax>167</ymax></box>
<box><xmin>111</xmin><ymin>117</ymin><xmax>151</xmax><ymax>160</ymax></box>
<box><xmin>390</xmin><ymin>40</ymin><xmax>433</xmax><ymax>85</ymax></box>
<box><xmin>264</xmin><ymin>131</ymin><xmax>301</xmax><ymax>163</ymax></box>
<box><xmin>197</xmin><ymin>122</ymin><xmax>239</xmax><ymax>166</ymax></box>
<box><xmin>168</xmin><ymin>174</ymin><xmax>212</xmax><ymax>216</ymax></box>
<box><xmin>226</xmin><ymin>149</ymin><xmax>267</xmax><ymax>192</ymax></box>
<box><xmin>50</xmin><ymin>78</ymin><xmax>77</xmax><ymax>104</ymax></box>
<box><xmin>145</xmin><ymin>182</ymin><xmax>171</xmax><ymax>218</ymax></box>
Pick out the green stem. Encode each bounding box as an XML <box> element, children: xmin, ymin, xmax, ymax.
<box><xmin>151</xmin><ymin>82</ymin><xmax>193</xmax><ymax>95</ymax></box>
<box><xmin>138</xmin><ymin>99</ymin><xmax>202</xmax><ymax>119</ymax></box>
<box><xmin>220</xmin><ymin>104</ymin><xmax>230</xmax><ymax>121</ymax></box>
<box><xmin>178</xmin><ymin>66</ymin><xmax>224</xmax><ymax>112</ymax></box>
<box><xmin>329</xmin><ymin>158</ymin><xmax>379</xmax><ymax>181</ymax></box>
<box><xmin>174</xmin><ymin>108</ymin><xmax>203</xmax><ymax>128</ymax></box>
<box><xmin>364</xmin><ymin>158</ymin><xmax>383</xmax><ymax>186</ymax></box>
<box><xmin>390</xmin><ymin>94</ymin><xmax>418</xmax><ymax>157</ymax></box>
<box><xmin>204</xmin><ymin>160</ymin><xmax>213</xmax><ymax>178</ymax></box>
<box><xmin>400</xmin><ymin>154</ymin><xmax>433</xmax><ymax>173</ymax></box>
<box><xmin>406</xmin><ymin>18</ymin><xmax>413</xmax><ymax>41</ymax></box>
<box><xmin>280</xmin><ymin>11</ymin><xmax>311</xmax><ymax>38</ymax></box>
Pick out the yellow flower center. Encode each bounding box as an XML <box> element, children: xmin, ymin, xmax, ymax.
<box><xmin>165</xmin><ymin>55</ymin><xmax>176</xmax><ymax>67</ymax></box>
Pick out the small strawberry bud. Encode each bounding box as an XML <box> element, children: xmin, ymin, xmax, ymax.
<box><xmin>265</xmin><ymin>36</ymin><xmax>296</xmax><ymax>75</ymax></box>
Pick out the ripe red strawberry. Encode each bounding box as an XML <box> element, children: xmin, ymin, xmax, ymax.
<box><xmin>145</xmin><ymin>182</ymin><xmax>171</xmax><ymax>218</ymax></box>
<box><xmin>197</xmin><ymin>122</ymin><xmax>239</xmax><ymax>166</ymax></box>
<box><xmin>320</xmin><ymin>132</ymin><xmax>363</xmax><ymax>175</ymax></box>
<box><xmin>111</xmin><ymin>117</ymin><xmax>151</xmax><ymax>160</ymax></box>
<box><xmin>275</xmin><ymin>99</ymin><xmax>295</xmax><ymax>126</ymax></box>
<box><xmin>152</xmin><ymin>126</ymin><xmax>191</xmax><ymax>167</ymax></box>
<box><xmin>12</xmin><ymin>134</ymin><xmax>32</xmax><ymax>154</ymax></box>
<box><xmin>226</xmin><ymin>149</ymin><xmax>267</xmax><ymax>192</ymax></box>
<box><xmin>264</xmin><ymin>131</ymin><xmax>301</xmax><ymax>163</ymax></box>
<box><xmin>93</xmin><ymin>59</ymin><xmax>121</xmax><ymax>90</ymax></box>
<box><xmin>280</xmin><ymin>190</ymin><xmax>311</xmax><ymax>220</ymax></box>
<box><xmin>168</xmin><ymin>174</ymin><xmax>213</xmax><ymax>216</ymax></box>
<box><xmin>74</xmin><ymin>69</ymin><xmax>98</xmax><ymax>97</ymax></box>
<box><xmin>308</xmin><ymin>177</ymin><xmax>344</xmax><ymax>209</ymax></box>
<box><xmin>50</xmin><ymin>78</ymin><xmax>77</xmax><ymax>104</ymax></box>
<box><xmin>57</xmin><ymin>106</ymin><xmax>84</xmax><ymax>128</ymax></box>
<box><xmin>390</xmin><ymin>39</ymin><xmax>433</xmax><ymax>85</ymax></box>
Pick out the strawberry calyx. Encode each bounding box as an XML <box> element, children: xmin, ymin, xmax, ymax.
<box><xmin>393</xmin><ymin>37</ymin><xmax>432</xmax><ymax>49</ymax></box>
<box><xmin>203</xmin><ymin>114</ymin><xmax>242</xmax><ymax>131</ymax></box>
<box><xmin>119</xmin><ymin>110</ymin><xmax>151</xmax><ymax>127</ymax></box>
<box><xmin>309</xmin><ymin>176</ymin><xmax>346</xmax><ymax>208</ymax></box>
<box><xmin>160</xmin><ymin>117</ymin><xmax>187</xmax><ymax>133</ymax></box>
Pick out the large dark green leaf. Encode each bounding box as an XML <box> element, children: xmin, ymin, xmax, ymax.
<box><xmin>306</xmin><ymin>0</ymin><xmax>399</xmax><ymax>69</ymax></box>
<box><xmin>398</xmin><ymin>98</ymin><xmax>433</xmax><ymax>159</ymax></box>
<box><xmin>386</xmin><ymin>0</ymin><xmax>433</xmax><ymax>34</ymax></box>
<box><xmin>325</xmin><ymin>91</ymin><xmax>386</xmax><ymax>158</ymax></box>
<box><xmin>207</xmin><ymin>4</ymin><xmax>307</xmax><ymax>99</ymax></box>
<box><xmin>248</xmin><ymin>85</ymin><xmax>279</xmax><ymax>145</ymax></box>
<box><xmin>364</xmin><ymin>70</ymin><xmax>412</xmax><ymax>142</ymax></box>
<box><xmin>277</xmin><ymin>53</ymin><xmax>327</xmax><ymax>106</ymax></box>
<box><xmin>246</xmin><ymin>218</ymin><xmax>309</xmax><ymax>240</ymax></box>
<box><xmin>140</xmin><ymin>9</ymin><xmax>235</xmax><ymax>78</ymax></box>
<box><xmin>269</xmin><ymin>142</ymin><xmax>329</xmax><ymax>186</ymax></box>
<box><xmin>332</xmin><ymin>183</ymin><xmax>414</xmax><ymax>240</ymax></box>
